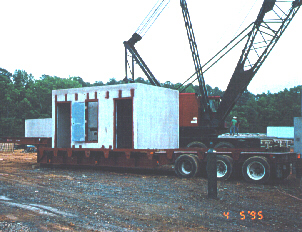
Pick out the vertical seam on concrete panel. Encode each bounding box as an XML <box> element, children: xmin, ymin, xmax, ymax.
<box><xmin>97</xmin><ymin>98</ymin><xmax>99</xmax><ymax>144</ymax></box>
<box><xmin>87</xmin><ymin>93</ymin><xmax>89</xmax><ymax>100</ymax></box>
<box><xmin>75</xmin><ymin>93</ymin><xmax>78</xmax><ymax>101</ymax></box>
<box><xmin>113</xmin><ymin>99</ymin><xmax>116</xmax><ymax>149</ymax></box>
<box><xmin>69</xmin><ymin>102</ymin><xmax>72</xmax><ymax>148</ymax></box>
<box><xmin>132</xmin><ymin>97</ymin><xmax>134</xmax><ymax>149</ymax></box>
<box><xmin>105</xmin><ymin>91</ymin><xmax>109</xmax><ymax>99</ymax></box>
<box><xmin>65</xmin><ymin>94</ymin><xmax>67</xmax><ymax>101</ymax></box>
<box><xmin>131</xmin><ymin>89</ymin><xmax>135</xmax><ymax>97</ymax></box>
<box><xmin>54</xmin><ymin>95</ymin><xmax>57</xmax><ymax>148</ymax></box>
<box><xmin>85</xmin><ymin>101</ymin><xmax>88</xmax><ymax>142</ymax></box>
<box><xmin>95</xmin><ymin>91</ymin><xmax>97</xmax><ymax>99</ymax></box>
<box><xmin>119</xmin><ymin>90</ymin><xmax>122</xmax><ymax>98</ymax></box>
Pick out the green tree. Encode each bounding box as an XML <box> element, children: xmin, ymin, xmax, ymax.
<box><xmin>92</xmin><ymin>81</ymin><xmax>104</xmax><ymax>86</ymax></box>
<box><xmin>71</xmin><ymin>76</ymin><xmax>91</xmax><ymax>87</ymax></box>
<box><xmin>134</xmin><ymin>77</ymin><xmax>150</xmax><ymax>84</ymax></box>
<box><xmin>34</xmin><ymin>75</ymin><xmax>82</xmax><ymax>117</ymax></box>
<box><xmin>0</xmin><ymin>68</ymin><xmax>13</xmax><ymax>118</ymax></box>
<box><xmin>228</xmin><ymin>90</ymin><xmax>258</xmax><ymax>133</ymax></box>
<box><xmin>106</xmin><ymin>78</ymin><xmax>123</xmax><ymax>85</ymax></box>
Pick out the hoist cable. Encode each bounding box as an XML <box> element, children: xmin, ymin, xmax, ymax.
<box><xmin>136</xmin><ymin>0</ymin><xmax>162</xmax><ymax>34</ymax></box>
<box><xmin>140</xmin><ymin>0</ymin><xmax>170</xmax><ymax>37</ymax></box>
<box><xmin>178</xmin><ymin>23</ymin><xmax>253</xmax><ymax>92</ymax></box>
<box><xmin>127</xmin><ymin>59</ymin><xmax>133</xmax><ymax>76</ymax></box>
<box><xmin>136</xmin><ymin>0</ymin><xmax>161</xmax><ymax>30</ymax></box>
<box><xmin>135</xmin><ymin>0</ymin><xmax>170</xmax><ymax>37</ymax></box>
<box><xmin>232</xmin><ymin>0</ymin><xmax>260</xmax><ymax>40</ymax></box>
<box><xmin>136</xmin><ymin>0</ymin><xmax>170</xmax><ymax>36</ymax></box>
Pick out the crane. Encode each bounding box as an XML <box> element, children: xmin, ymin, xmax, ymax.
<box><xmin>124</xmin><ymin>0</ymin><xmax>301</xmax><ymax>135</ymax></box>
<box><xmin>123</xmin><ymin>33</ymin><xmax>161</xmax><ymax>86</ymax></box>
<box><xmin>179</xmin><ymin>0</ymin><xmax>210</xmax><ymax>122</ymax></box>
<box><xmin>178</xmin><ymin>0</ymin><xmax>301</xmax><ymax>131</ymax></box>
<box><xmin>214</xmin><ymin>0</ymin><xmax>301</xmax><ymax>127</ymax></box>
<box><xmin>123</xmin><ymin>0</ymin><xmax>211</xmax><ymax>122</ymax></box>
<box><xmin>123</xmin><ymin>0</ymin><xmax>170</xmax><ymax>87</ymax></box>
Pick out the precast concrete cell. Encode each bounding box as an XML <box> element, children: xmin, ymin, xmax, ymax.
<box><xmin>52</xmin><ymin>83</ymin><xmax>179</xmax><ymax>149</ymax></box>
<box><xmin>25</xmin><ymin>118</ymin><xmax>52</xmax><ymax>137</ymax></box>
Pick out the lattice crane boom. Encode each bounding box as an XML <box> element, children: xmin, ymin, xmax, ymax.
<box><xmin>215</xmin><ymin>0</ymin><xmax>302</xmax><ymax>126</ymax></box>
<box><xmin>180</xmin><ymin>0</ymin><xmax>210</xmax><ymax>121</ymax></box>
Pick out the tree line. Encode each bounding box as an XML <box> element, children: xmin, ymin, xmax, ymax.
<box><xmin>0</xmin><ymin>67</ymin><xmax>301</xmax><ymax>136</ymax></box>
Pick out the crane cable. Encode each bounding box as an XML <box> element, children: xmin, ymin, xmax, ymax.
<box><xmin>232</xmin><ymin>0</ymin><xmax>260</xmax><ymax>39</ymax></box>
<box><xmin>179</xmin><ymin>0</ymin><xmax>260</xmax><ymax>92</ymax></box>
<box><xmin>135</xmin><ymin>0</ymin><xmax>170</xmax><ymax>37</ymax></box>
<box><xmin>178</xmin><ymin>23</ymin><xmax>253</xmax><ymax>93</ymax></box>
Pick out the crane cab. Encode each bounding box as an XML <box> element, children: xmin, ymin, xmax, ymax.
<box><xmin>179</xmin><ymin>93</ymin><xmax>220</xmax><ymax>127</ymax></box>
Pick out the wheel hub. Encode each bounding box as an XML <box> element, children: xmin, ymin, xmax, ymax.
<box><xmin>247</xmin><ymin>161</ymin><xmax>265</xmax><ymax>180</ymax></box>
<box><xmin>217</xmin><ymin>160</ymin><xmax>227</xmax><ymax>178</ymax></box>
<box><xmin>181</xmin><ymin>161</ymin><xmax>193</xmax><ymax>175</ymax></box>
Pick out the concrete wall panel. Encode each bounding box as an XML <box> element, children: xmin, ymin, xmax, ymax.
<box><xmin>25</xmin><ymin>118</ymin><xmax>52</xmax><ymax>137</ymax></box>
<box><xmin>134</xmin><ymin>84</ymin><xmax>179</xmax><ymax>149</ymax></box>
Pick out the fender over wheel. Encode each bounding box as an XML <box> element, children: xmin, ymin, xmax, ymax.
<box><xmin>214</xmin><ymin>142</ymin><xmax>234</xmax><ymax>148</ymax></box>
<box><xmin>186</xmin><ymin>141</ymin><xmax>207</xmax><ymax>148</ymax></box>
<box><xmin>216</xmin><ymin>155</ymin><xmax>233</xmax><ymax>181</ymax></box>
<box><xmin>174</xmin><ymin>154</ymin><xmax>199</xmax><ymax>178</ymax></box>
<box><xmin>242</xmin><ymin>156</ymin><xmax>270</xmax><ymax>184</ymax></box>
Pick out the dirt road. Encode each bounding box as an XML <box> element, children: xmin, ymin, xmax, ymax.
<box><xmin>0</xmin><ymin>151</ymin><xmax>301</xmax><ymax>231</ymax></box>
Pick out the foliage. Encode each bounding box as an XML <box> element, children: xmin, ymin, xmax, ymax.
<box><xmin>0</xmin><ymin>67</ymin><xmax>301</xmax><ymax>136</ymax></box>
<box><xmin>228</xmin><ymin>87</ymin><xmax>302</xmax><ymax>133</ymax></box>
<box><xmin>0</xmin><ymin>69</ymin><xmax>81</xmax><ymax>136</ymax></box>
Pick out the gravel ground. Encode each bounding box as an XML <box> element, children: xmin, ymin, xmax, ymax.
<box><xmin>0</xmin><ymin>151</ymin><xmax>301</xmax><ymax>231</ymax></box>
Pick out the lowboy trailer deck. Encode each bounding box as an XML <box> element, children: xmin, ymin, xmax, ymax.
<box><xmin>1</xmin><ymin>136</ymin><xmax>300</xmax><ymax>184</ymax></box>
<box><xmin>38</xmin><ymin>145</ymin><xmax>299</xmax><ymax>184</ymax></box>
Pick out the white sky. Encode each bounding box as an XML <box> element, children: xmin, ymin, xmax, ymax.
<box><xmin>0</xmin><ymin>0</ymin><xmax>301</xmax><ymax>94</ymax></box>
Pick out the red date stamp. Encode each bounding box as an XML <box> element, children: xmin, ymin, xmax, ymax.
<box><xmin>223</xmin><ymin>211</ymin><xmax>263</xmax><ymax>220</ymax></box>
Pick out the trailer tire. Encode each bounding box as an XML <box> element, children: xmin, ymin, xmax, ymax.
<box><xmin>174</xmin><ymin>154</ymin><xmax>199</xmax><ymax>178</ymax></box>
<box><xmin>242</xmin><ymin>156</ymin><xmax>270</xmax><ymax>184</ymax></box>
<box><xmin>187</xmin><ymin>141</ymin><xmax>207</xmax><ymax>148</ymax></box>
<box><xmin>216</xmin><ymin>155</ymin><xmax>233</xmax><ymax>181</ymax></box>
<box><xmin>214</xmin><ymin>142</ymin><xmax>234</xmax><ymax>148</ymax></box>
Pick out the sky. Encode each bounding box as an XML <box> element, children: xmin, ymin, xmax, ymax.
<box><xmin>0</xmin><ymin>0</ymin><xmax>301</xmax><ymax>95</ymax></box>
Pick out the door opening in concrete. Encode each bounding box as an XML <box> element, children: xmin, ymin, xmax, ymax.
<box><xmin>115</xmin><ymin>99</ymin><xmax>133</xmax><ymax>148</ymax></box>
<box><xmin>86</xmin><ymin>101</ymin><xmax>98</xmax><ymax>142</ymax></box>
<box><xmin>56</xmin><ymin>102</ymin><xmax>71</xmax><ymax>148</ymax></box>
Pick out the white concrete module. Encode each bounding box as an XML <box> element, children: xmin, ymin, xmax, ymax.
<box><xmin>52</xmin><ymin>83</ymin><xmax>179</xmax><ymax>149</ymax></box>
<box><xmin>25</xmin><ymin>118</ymin><xmax>52</xmax><ymax>137</ymax></box>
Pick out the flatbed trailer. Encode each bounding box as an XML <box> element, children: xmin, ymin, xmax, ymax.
<box><xmin>0</xmin><ymin>137</ymin><xmax>52</xmax><ymax>147</ymax></box>
<box><xmin>2</xmin><ymin>133</ymin><xmax>294</xmax><ymax>183</ymax></box>
<box><xmin>0</xmin><ymin>136</ymin><xmax>300</xmax><ymax>184</ymax></box>
<box><xmin>3</xmin><ymin>127</ymin><xmax>299</xmax><ymax>184</ymax></box>
<box><xmin>36</xmin><ymin>144</ymin><xmax>300</xmax><ymax>184</ymax></box>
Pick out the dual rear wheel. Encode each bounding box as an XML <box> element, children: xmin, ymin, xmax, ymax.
<box><xmin>174</xmin><ymin>154</ymin><xmax>233</xmax><ymax>180</ymax></box>
<box><xmin>216</xmin><ymin>155</ymin><xmax>233</xmax><ymax>180</ymax></box>
<box><xmin>175</xmin><ymin>154</ymin><xmax>271</xmax><ymax>184</ymax></box>
<box><xmin>242</xmin><ymin>156</ymin><xmax>270</xmax><ymax>184</ymax></box>
<box><xmin>174</xmin><ymin>154</ymin><xmax>199</xmax><ymax>178</ymax></box>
